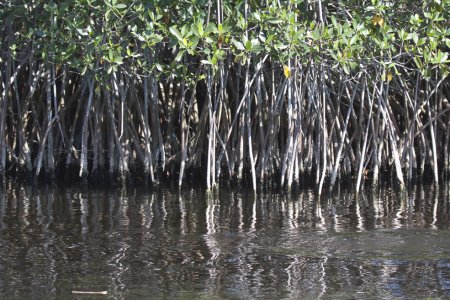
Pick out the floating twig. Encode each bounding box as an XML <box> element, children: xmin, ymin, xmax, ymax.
<box><xmin>72</xmin><ymin>290</ymin><xmax>108</xmax><ymax>295</ymax></box>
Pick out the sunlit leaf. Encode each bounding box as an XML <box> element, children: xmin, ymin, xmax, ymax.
<box><xmin>267</xmin><ymin>18</ymin><xmax>283</xmax><ymax>24</ymax></box>
<box><xmin>175</xmin><ymin>50</ymin><xmax>185</xmax><ymax>62</ymax></box>
<box><xmin>197</xmin><ymin>21</ymin><xmax>203</xmax><ymax>37</ymax></box>
<box><xmin>169</xmin><ymin>26</ymin><xmax>184</xmax><ymax>42</ymax></box>
<box><xmin>232</xmin><ymin>40</ymin><xmax>245</xmax><ymax>51</ymax></box>
<box><xmin>253</xmin><ymin>12</ymin><xmax>261</xmax><ymax>21</ymax></box>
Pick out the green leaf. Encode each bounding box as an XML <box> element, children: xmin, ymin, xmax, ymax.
<box><xmin>211</xmin><ymin>55</ymin><xmax>217</xmax><ymax>65</ymax></box>
<box><xmin>197</xmin><ymin>21</ymin><xmax>204</xmax><ymax>37</ymax></box>
<box><xmin>169</xmin><ymin>26</ymin><xmax>184</xmax><ymax>42</ymax></box>
<box><xmin>76</xmin><ymin>28</ymin><xmax>88</xmax><ymax>36</ymax></box>
<box><xmin>232</xmin><ymin>39</ymin><xmax>245</xmax><ymax>51</ymax></box>
<box><xmin>360</xmin><ymin>28</ymin><xmax>370</xmax><ymax>37</ymax></box>
<box><xmin>181</xmin><ymin>38</ymin><xmax>188</xmax><ymax>48</ymax></box>
<box><xmin>115</xmin><ymin>4</ymin><xmax>127</xmax><ymax>9</ymax></box>
<box><xmin>250</xmin><ymin>45</ymin><xmax>264</xmax><ymax>53</ymax></box>
<box><xmin>175</xmin><ymin>50</ymin><xmax>186</xmax><ymax>62</ymax></box>
<box><xmin>250</xmin><ymin>39</ymin><xmax>259</xmax><ymax>47</ymax></box>
<box><xmin>267</xmin><ymin>18</ymin><xmax>283</xmax><ymax>24</ymax></box>
<box><xmin>398</xmin><ymin>29</ymin><xmax>408</xmax><ymax>40</ymax></box>
<box><xmin>115</xmin><ymin>57</ymin><xmax>123</xmax><ymax>65</ymax></box>
<box><xmin>413</xmin><ymin>56</ymin><xmax>423</xmax><ymax>69</ymax></box>
<box><xmin>440</xmin><ymin>53</ymin><xmax>449</xmax><ymax>64</ymax></box>
<box><xmin>331</xmin><ymin>16</ymin><xmax>338</xmax><ymax>28</ymax></box>
<box><xmin>214</xmin><ymin>49</ymin><xmax>225</xmax><ymax>60</ymax></box>
<box><xmin>205</xmin><ymin>23</ymin><xmax>217</xmax><ymax>34</ymax></box>
<box><xmin>253</xmin><ymin>12</ymin><xmax>261</xmax><ymax>21</ymax></box>
<box><xmin>440</xmin><ymin>65</ymin><xmax>449</xmax><ymax>78</ymax></box>
<box><xmin>408</xmin><ymin>32</ymin><xmax>419</xmax><ymax>44</ymax></box>
<box><xmin>249</xmin><ymin>39</ymin><xmax>262</xmax><ymax>53</ymax></box>
<box><xmin>310</xmin><ymin>29</ymin><xmax>321</xmax><ymax>41</ymax></box>
<box><xmin>35</xmin><ymin>29</ymin><xmax>47</xmax><ymax>38</ymax></box>
<box><xmin>417</xmin><ymin>38</ymin><xmax>427</xmax><ymax>46</ymax></box>
<box><xmin>245</xmin><ymin>40</ymin><xmax>252</xmax><ymax>51</ymax></box>
<box><xmin>431</xmin><ymin>51</ymin><xmax>448</xmax><ymax>64</ymax></box>
<box><xmin>343</xmin><ymin>64</ymin><xmax>350</xmax><ymax>75</ymax></box>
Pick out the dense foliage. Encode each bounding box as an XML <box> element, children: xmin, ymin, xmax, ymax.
<box><xmin>1</xmin><ymin>0</ymin><xmax>449</xmax><ymax>191</ymax></box>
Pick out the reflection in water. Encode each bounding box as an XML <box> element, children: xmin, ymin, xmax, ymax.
<box><xmin>0</xmin><ymin>180</ymin><xmax>449</xmax><ymax>299</ymax></box>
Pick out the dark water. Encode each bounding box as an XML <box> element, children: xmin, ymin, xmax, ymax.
<box><xmin>0</xmin><ymin>180</ymin><xmax>449</xmax><ymax>299</ymax></box>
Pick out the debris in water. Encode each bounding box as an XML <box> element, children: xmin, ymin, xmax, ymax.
<box><xmin>72</xmin><ymin>290</ymin><xmax>108</xmax><ymax>295</ymax></box>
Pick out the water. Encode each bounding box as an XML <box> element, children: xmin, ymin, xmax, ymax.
<box><xmin>0</xmin><ymin>180</ymin><xmax>449</xmax><ymax>299</ymax></box>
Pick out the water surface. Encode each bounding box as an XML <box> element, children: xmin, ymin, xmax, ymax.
<box><xmin>0</xmin><ymin>180</ymin><xmax>449</xmax><ymax>299</ymax></box>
